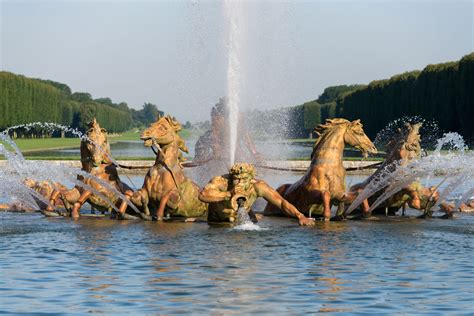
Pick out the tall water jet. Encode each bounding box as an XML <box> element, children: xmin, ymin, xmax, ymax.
<box><xmin>224</xmin><ymin>0</ymin><xmax>244</xmax><ymax>166</ymax></box>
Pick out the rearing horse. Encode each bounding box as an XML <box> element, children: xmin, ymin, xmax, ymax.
<box><xmin>47</xmin><ymin>118</ymin><xmax>133</xmax><ymax>218</ymax></box>
<box><xmin>264</xmin><ymin>118</ymin><xmax>377</xmax><ymax>220</ymax></box>
<box><xmin>127</xmin><ymin>115</ymin><xmax>207</xmax><ymax>220</ymax></box>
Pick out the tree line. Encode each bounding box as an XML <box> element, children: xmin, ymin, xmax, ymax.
<box><xmin>337</xmin><ymin>53</ymin><xmax>474</xmax><ymax>144</ymax></box>
<box><xmin>248</xmin><ymin>53</ymin><xmax>473</xmax><ymax>145</ymax></box>
<box><xmin>0</xmin><ymin>71</ymin><xmax>164</xmax><ymax>135</ymax></box>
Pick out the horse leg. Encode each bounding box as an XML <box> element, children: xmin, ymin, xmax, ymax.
<box><xmin>157</xmin><ymin>188</ymin><xmax>181</xmax><ymax>220</ymax></box>
<box><xmin>61</xmin><ymin>188</ymin><xmax>81</xmax><ymax>214</ymax></box>
<box><xmin>117</xmin><ymin>190</ymin><xmax>134</xmax><ymax>217</ymax></box>
<box><xmin>71</xmin><ymin>190</ymin><xmax>92</xmax><ymax>219</ymax></box>
<box><xmin>130</xmin><ymin>189</ymin><xmax>148</xmax><ymax>213</ymax></box>
<box><xmin>46</xmin><ymin>190</ymin><xmax>61</xmax><ymax>212</ymax></box>
<box><xmin>130</xmin><ymin>189</ymin><xmax>151</xmax><ymax>220</ymax></box>
<box><xmin>344</xmin><ymin>190</ymin><xmax>370</xmax><ymax>218</ymax></box>
<box><xmin>321</xmin><ymin>191</ymin><xmax>331</xmax><ymax>221</ymax></box>
<box><xmin>156</xmin><ymin>191</ymin><xmax>173</xmax><ymax>221</ymax></box>
<box><xmin>331</xmin><ymin>203</ymin><xmax>346</xmax><ymax>221</ymax></box>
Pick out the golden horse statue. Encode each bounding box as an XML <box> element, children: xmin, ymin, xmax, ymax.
<box><xmin>349</xmin><ymin>123</ymin><xmax>439</xmax><ymax>217</ymax></box>
<box><xmin>127</xmin><ymin>115</ymin><xmax>207</xmax><ymax>220</ymax></box>
<box><xmin>264</xmin><ymin>118</ymin><xmax>377</xmax><ymax>221</ymax></box>
<box><xmin>46</xmin><ymin>118</ymin><xmax>133</xmax><ymax>218</ymax></box>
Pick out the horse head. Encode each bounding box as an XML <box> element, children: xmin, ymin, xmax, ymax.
<box><xmin>313</xmin><ymin>118</ymin><xmax>376</xmax><ymax>158</ymax></box>
<box><xmin>343</xmin><ymin>119</ymin><xmax>377</xmax><ymax>158</ymax></box>
<box><xmin>82</xmin><ymin>118</ymin><xmax>110</xmax><ymax>166</ymax></box>
<box><xmin>385</xmin><ymin>123</ymin><xmax>422</xmax><ymax>165</ymax></box>
<box><xmin>141</xmin><ymin>115</ymin><xmax>189</xmax><ymax>155</ymax></box>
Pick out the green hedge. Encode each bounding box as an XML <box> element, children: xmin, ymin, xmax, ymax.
<box><xmin>337</xmin><ymin>53</ymin><xmax>474</xmax><ymax>143</ymax></box>
<box><xmin>0</xmin><ymin>72</ymin><xmax>133</xmax><ymax>133</ymax></box>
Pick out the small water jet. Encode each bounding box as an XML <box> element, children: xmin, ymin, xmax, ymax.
<box><xmin>346</xmin><ymin>129</ymin><xmax>473</xmax><ymax>217</ymax></box>
<box><xmin>232</xmin><ymin>197</ymin><xmax>264</xmax><ymax>231</ymax></box>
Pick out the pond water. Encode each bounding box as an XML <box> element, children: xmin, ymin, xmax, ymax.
<box><xmin>24</xmin><ymin>139</ymin><xmax>379</xmax><ymax>161</ymax></box>
<box><xmin>23</xmin><ymin>140</ymin><xmax>315</xmax><ymax>160</ymax></box>
<box><xmin>0</xmin><ymin>172</ymin><xmax>472</xmax><ymax>314</ymax></box>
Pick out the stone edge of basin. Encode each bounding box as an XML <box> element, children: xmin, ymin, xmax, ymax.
<box><xmin>0</xmin><ymin>160</ymin><xmax>378</xmax><ymax>174</ymax></box>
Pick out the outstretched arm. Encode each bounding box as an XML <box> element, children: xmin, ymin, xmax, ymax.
<box><xmin>199</xmin><ymin>177</ymin><xmax>231</xmax><ymax>203</ymax></box>
<box><xmin>254</xmin><ymin>181</ymin><xmax>314</xmax><ymax>226</ymax></box>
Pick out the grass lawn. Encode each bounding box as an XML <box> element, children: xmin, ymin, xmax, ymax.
<box><xmin>108</xmin><ymin>130</ymin><xmax>143</xmax><ymax>141</ymax></box>
<box><xmin>5</xmin><ymin>129</ymin><xmax>310</xmax><ymax>154</ymax></box>
<box><xmin>10</xmin><ymin>138</ymin><xmax>81</xmax><ymax>152</ymax></box>
<box><xmin>1</xmin><ymin>128</ymin><xmax>195</xmax><ymax>157</ymax></box>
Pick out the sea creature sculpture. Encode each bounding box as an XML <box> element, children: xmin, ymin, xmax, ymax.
<box><xmin>199</xmin><ymin>162</ymin><xmax>314</xmax><ymax>226</ymax></box>
<box><xmin>264</xmin><ymin>118</ymin><xmax>377</xmax><ymax>220</ymax></box>
<box><xmin>127</xmin><ymin>115</ymin><xmax>207</xmax><ymax>220</ymax></box>
<box><xmin>46</xmin><ymin>118</ymin><xmax>134</xmax><ymax>218</ymax></box>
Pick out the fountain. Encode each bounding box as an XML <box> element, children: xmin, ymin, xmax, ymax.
<box><xmin>224</xmin><ymin>0</ymin><xmax>244</xmax><ymax>167</ymax></box>
<box><xmin>1</xmin><ymin>111</ymin><xmax>472</xmax><ymax>224</ymax></box>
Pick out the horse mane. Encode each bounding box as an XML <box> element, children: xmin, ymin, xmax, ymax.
<box><xmin>311</xmin><ymin>118</ymin><xmax>351</xmax><ymax>156</ymax></box>
<box><xmin>162</xmin><ymin>115</ymin><xmax>189</xmax><ymax>155</ymax></box>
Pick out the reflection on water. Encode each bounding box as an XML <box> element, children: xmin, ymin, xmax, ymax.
<box><xmin>1</xmin><ymin>211</ymin><xmax>473</xmax><ymax>314</ymax></box>
<box><xmin>1</xmin><ymin>172</ymin><xmax>473</xmax><ymax>314</ymax></box>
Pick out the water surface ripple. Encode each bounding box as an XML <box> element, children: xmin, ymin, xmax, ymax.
<box><xmin>1</xmin><ymin>212</ymin><xmax>473</xmax><ymax>314</ymax></box>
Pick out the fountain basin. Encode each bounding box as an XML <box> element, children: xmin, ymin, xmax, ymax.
<box><xmin>0</xmin><ymin>208</ymin><xmax>472</xmax><ymax>314</ymax></box>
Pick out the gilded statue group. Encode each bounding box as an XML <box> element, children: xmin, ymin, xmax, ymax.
<box><xmin>9</xmin><ymin>102</ymin><xmax>473</xmax><ymax>225</ymax></box>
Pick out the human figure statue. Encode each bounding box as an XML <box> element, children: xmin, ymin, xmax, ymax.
<box><xmin>199</xmin><ymin>163</ymin><xmax>315</xmax><ymax>226</ymax></box>
<box><xmin>194</xmin><ymin>98</ymin><xmax>261</xmax><ymax>165</ymax></box>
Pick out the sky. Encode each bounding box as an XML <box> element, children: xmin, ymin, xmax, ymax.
<box><xmin>1</xmin><ymin>0</ymin><xmax>473</xmax><ymax>123</ymax></box>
